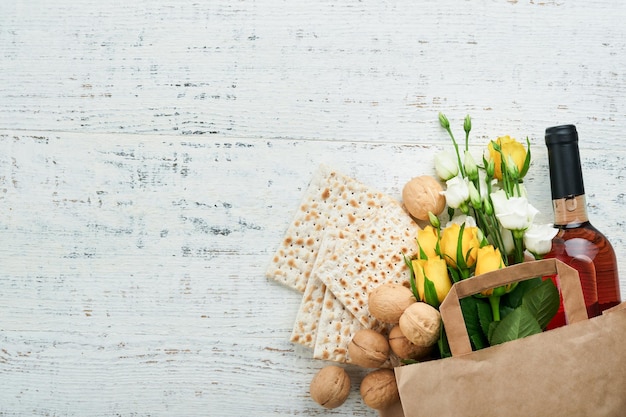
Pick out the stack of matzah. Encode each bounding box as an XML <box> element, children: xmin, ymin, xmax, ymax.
<box><xmin>266</xmin><ymin>164</ymin><xmax>420</xmax><ymax>364</ymax></box>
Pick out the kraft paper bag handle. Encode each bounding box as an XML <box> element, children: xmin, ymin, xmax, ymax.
<box><xmin>440</xmin><ymin>258</ymin><xmax>588</xmax><ymax>357</ymax></box>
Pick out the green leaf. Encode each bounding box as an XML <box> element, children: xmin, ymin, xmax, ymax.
<box><xmin>460</xmin><ymin>297</ymin><xmax>489</xmax><ymax>350</ymax></box>
<box><xmin>503</xmin><ymin>277</ymin><xmax>542</xmax><ymax>309</ymax></box>
<box><xmin>498</xmin><ymin>304</ymin><xmax>515</xmax><ymax>321</ymax></box>
<box><xmin>456</xmin><ymin>223</ymin><xmax>468</xmax><ymax>270</ymax></box>
<box><xmin>403</xmin><ymin>254</ymin><xmax>413</xmax><ymax>272</ymax></box>
<box><xmin>438</xmin><ymin>323</ymin><xmax>451</xmax><ymax>359</ymax></box>
<box><xmin>519</xmin><ymin>136</ymin><xmax>532</xmax><ymax>178</ymax></box>
<box><xmin>476</xmin><ymin>300</ymin><xmax>493</xmax><ymax>337</ymax></box>
<box><xmin>489</xmin><ymin>306</ymin><xmax>543</xmax><ymax>346</ymax></box>
<box><xmin>448</xmin><ymin>266</ymin><xmax>462</xmax><ymax>283</ymax></box>
<box><xmin>487</xmin><ymin>320</ymin><xmax>499</xmax><ymax>342</ymax></box>
<box><xmin>404</xmin><ymin>255</ymin><xmax>420</xmax><ymax>302</ymax></box>
<box><xmin>464</xmin><ymin>247</ymin><xmax>474</xmax><ymax>267</ymax></box>
<box><xmin>423</xmin><ymin>275</ymin><xmax>440</xmax><ymax>309</ymax></box>
<box><xmin>470</xmin><ymin>333</ymin><xmax>488</xmax><ymax>351</ymax></box>
<box><xmin>522</xmin><ymin>278</ymin><xmax>560</xmax><ymax>330</ymax></box>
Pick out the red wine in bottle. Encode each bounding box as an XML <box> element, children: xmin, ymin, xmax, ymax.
<box><xmin>544</xmin><ymin>125</ymin><xmax>621</xmax><ymax>328</ymax></box>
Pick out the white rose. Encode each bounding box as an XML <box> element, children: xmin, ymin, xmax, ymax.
<box><xmin>434</xmin><ymin>151</ymin><xmax>459</xmax><ymax>181</ymax></box>
<box><xmin>524</xmin><ymin>223</ymin><xmax>558</xmax><ymax>256</ymax></box>
<box><xmin>490</xmin><ymin>189</ymin><xmax>538</xmax><ymax>231</ymax></box>
<box><xmin>442</xmin><ymin>175</ymin><xmax>470</xmax><ymax>209</ymax></box>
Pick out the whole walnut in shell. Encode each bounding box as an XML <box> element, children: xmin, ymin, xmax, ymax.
<box><xmin>348</xmin><ymin>329</ymin><xmax>390</xmax><ymax>368</ymax></box>
<box><xmin>360</xmin><ymin>368</ymin><xmax>400</xmax><ymax>410</ymax></box>
<box><xmin>402</xmin><ymin>175</ymin><xmax>446</xmax><ymax>221</ymax></box>
<box><xmin>398</xmin><ymin>302</ymin><xmax>441</xmax><ymax>348</ymax></box>
<box><xmin>368</xmin><ymin>283</ymin><xmax>416</xmax><ymax>324</ymax></box>
<box><xmin>309</xmin><ymin>365</ymin><xmax>351</xmax><ymax>409</ymax></box>
<box><xmin>388</xmin><ymin>325</ymin><xmax>433</xmax><ymax>360</ymax></box>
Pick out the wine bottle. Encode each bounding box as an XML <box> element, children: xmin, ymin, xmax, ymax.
<box><xmin>544</xmin><ymin>124</ymin><xmax>621</xmax><ymax>328</ymax></box>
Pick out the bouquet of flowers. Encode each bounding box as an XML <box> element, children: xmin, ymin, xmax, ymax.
<box><xmin>406</xmin><ymin>113</ymin><xmax>560</xmax><ymax>358</ymax></box>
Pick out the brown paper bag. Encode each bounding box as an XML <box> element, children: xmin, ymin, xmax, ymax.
<box><xmin>394</xmin><ymin>259</ymin><xmax>626</xmax><ymax>417</ymax></box>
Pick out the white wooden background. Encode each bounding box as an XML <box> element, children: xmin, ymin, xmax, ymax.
<box><xmin>1</xmin><ymin>1</ymin><xmax>626</xmax><ymax>416</ymax></box>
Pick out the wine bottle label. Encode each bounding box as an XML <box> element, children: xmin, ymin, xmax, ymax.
<box><xmin>552</xmin><ymin>195</ymin><xmax>589</xmax><ymax>226</ymax></box>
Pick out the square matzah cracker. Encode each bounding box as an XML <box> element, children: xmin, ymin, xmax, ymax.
<box><xmin>313</xmin><ymin>287</ymin><xmax>400</xmax><ymax>367</ymax></box>
<box><xmin>315</xmin><ymin>204</ymin><xmax>419</xmax><ymax>328</ymax></box>
<box><xmin>290</xmin><ymin>231</ymin><xmax>337</xmax><ymax>349</ymax></box>
<box><xmin>290</xmin><ymin>276</ymin><xmax>326</xmax><ymax>350</ymax></box>
<box><xmin>266</xmin><ymin>164</ymin><xmax>400</xmax><ymax>293</ymax></box>
<box><xmin>290</xmin><ymin>229</ymin><xmax>386</xmax><ymax>361</ymax></box>
<box><xmin>290</xmin><ymin>231</ymin><xmax>382</xmax><ymax>363</ymax></box>
<box><xmin>313</xmin><ymin>286</ymin><xmax>372</xmax><ymax>363</ymax></box>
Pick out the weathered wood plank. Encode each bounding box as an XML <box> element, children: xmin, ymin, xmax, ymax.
<box><xmin>2</xmin><ymin>1</ymin><xmax>626</xmax><ymax>143</ymax></box>
<box><xmin>0</xmin><ymin>130</ymin><xmax>624</xmax><ymax>416</ymax></box>
<box><xmin>2</xmin><ymin>2</ymin><xmax>626</xmax><ymax>415</ymax></box>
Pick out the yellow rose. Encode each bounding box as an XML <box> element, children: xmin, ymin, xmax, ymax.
<box><xmin>475</xmin><ymin>245</ymin><xmax>509</xmax><ymax>297</ymax></box>
<box><xmin>439</xmin><ymin>223</ymin><xmax>481</xmax><ymax>269</ymax></box>
<box><xmin>411</xmin><ymin>258</ymin><xmax>452</xmax><ymax>304</ymax></box>
<box><xmin>488</xmin><ymin>135</ymin><xmax>526</xmax><ymax>180</ymax></box>
<box><xmin>416</xmin><ymin>225</ymin><xmax>439</xmax><ymax>259</ymax></box>
<box><xmin>474</xmin><ymin>245</ymin><xmax>504</xmax><ymax>276</ymax></box>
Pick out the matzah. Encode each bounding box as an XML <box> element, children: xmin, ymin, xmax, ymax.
<box><xmin>273</xmin><ymin>164</ymin><xmax>420</xmax><ymax>364</ymax></box>
<box><xmin>313</xmin><ymin>286</ymin><xmax>366</xmax><ymax>363</ymax></box>
<box><xmin>315</xmin><ymin>205</ymin><xmax>419</xmax><ymax>328</ymax></box>
<box><xmin>290</xmin><ymin>276</ymin><xmax>327</xmax><ymax>350</ymax></box>
<box><xmin>313</xmin><ymin>286</ymin><xmax>401</xmax><ymax>367</ymax></box>
<box><xmin>266</xmin><ymin>164</ymin><xmax>402</xmax><ymax>293</ymax></box>
<box><xmin>290</xmin><ymin>230</ymin><xmax>371</xmax><ymax>358</ymax></box>
<box><xmin>289</xmin><ymin>231</ymin><xmax>337</xmax><ymax>349</ymax></box>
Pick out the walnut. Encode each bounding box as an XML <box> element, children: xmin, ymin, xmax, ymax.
<box><xmin>388</xmin><ymin>325</ymin><xmax>433</xmax><ymax>360</ymax></box>
<box><xmin>402</xmin><ymin>175</ymin><xmax>446</xmax><ymax>221</ymax></box>
<box><xmin>359</xmin><ymin>368</ymin><xmax>400</xmax><ymax>410</ymax></box>
<box><xmin>347</xmin><ymin>329</ymin><xmax>390</xmax><ymax>368</ymax></box>
<box><xmin>309</xmin><ymin>365</ymin><xmax>351</xmax><ymax>409</ymax></box>
<box><xmin>398</xmin><ymin>302</ymin><xmax>441</xmax><ymax>348</ymax></box>
<box><xmin>368</xmin><ymin>283</ymin><xmax>416</xmax><ymax>324</ymax></box>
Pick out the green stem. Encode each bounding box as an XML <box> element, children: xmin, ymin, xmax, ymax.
<box><xmin>513</xmin><ymin>235</ymin><xmax>524</xmax><ymax>264</ymax></box>
<box><xmin>474</xmin><ymin>207</ymin><xmax>508</xmax><ymax>266</ymax></box>
<box><xmin>446</xmin><ymin>127</ymin><xmax>466</xmax><ymax>177</ymax></box>
<box><xmin>489</xmin><ymin>296</ymin><xmax>501</xmax><ymax>322</ymax></box>
<box><xmin>515</xmin><ymin>180</ymin><xmax>521</xmax><ymax>197</ymax></box>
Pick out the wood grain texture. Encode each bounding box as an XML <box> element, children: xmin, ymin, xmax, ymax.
<box><xmin>0</xmin><ymin>130</ymin><xmax>624</xmax><ymax>416</ymax></box>
<box><xmin>2</xmin><ymin>1</ymin><xmax>626</xmax><ymax>142</ymax></box>
<box><xmin>1</xmin><ymin>0</ymin><xmax>626</xmax><ymax>415</ymax></box>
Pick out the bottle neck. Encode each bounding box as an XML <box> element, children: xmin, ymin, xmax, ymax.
<box><xmin>552</xmin><ymin>194</ymin><xmax>589</xmax><ymax>227</ymax></box>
